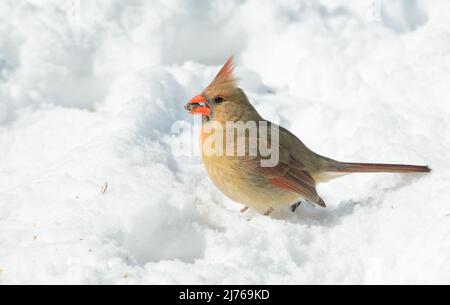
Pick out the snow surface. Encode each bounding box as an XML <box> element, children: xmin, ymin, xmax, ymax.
<box><xmin>0</xmin><ymin>0</ymin><xmax>449</xmax><ymax>284</ymax></box>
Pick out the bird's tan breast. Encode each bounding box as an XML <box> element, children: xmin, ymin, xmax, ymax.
<box><xmin>202</xmin><ymin>154</ymin><xmax>299</xmax><ymax>213</ymax></box>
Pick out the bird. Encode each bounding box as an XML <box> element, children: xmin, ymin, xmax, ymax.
<box><xmin>185</xmin><ymin>56</ymin><xmax>431</xmax><ymax>216</ymax></box>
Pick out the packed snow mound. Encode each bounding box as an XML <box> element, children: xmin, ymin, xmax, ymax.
<box><xmin>0</xmin><ymin>0</ymin><xmax>449</xmax><ymax>284</ymax></box>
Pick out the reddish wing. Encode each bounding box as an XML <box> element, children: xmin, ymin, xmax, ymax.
<box><xmin>259</xmin><ymin>153</ymin><xmax>326</xmax><ymax>207</ymax></box>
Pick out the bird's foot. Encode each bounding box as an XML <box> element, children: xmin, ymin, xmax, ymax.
<box><xmin>290</xmin><ymin>201</ymin><xmax>303</xmax><ymax>213</ymax></box>
<box><xmin>240</xmin><ymin>206</ymin><xmax>249</xmax><ymax>213</ymax></box>
<box><xmin>263</xmin><ymin>207</ymin><xmax>274</xmax><ymax>216</ymax></box>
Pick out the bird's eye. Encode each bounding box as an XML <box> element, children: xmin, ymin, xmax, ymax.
<box><xmin>214</xmin><ymin>96</ymin><xmax>224</xmax><ymax>104</ymax></box>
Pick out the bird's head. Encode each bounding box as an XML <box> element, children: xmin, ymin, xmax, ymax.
<box><xmin>185</xmin><ymin>56</ymin><xmax>255</xmax><ymax>122</ymax></box>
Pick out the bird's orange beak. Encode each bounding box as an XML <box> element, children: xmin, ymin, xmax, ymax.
<box><xmin>185</xmin><ymin>95</ymin><xmax>210</xmax><ymax>116</ymax></box>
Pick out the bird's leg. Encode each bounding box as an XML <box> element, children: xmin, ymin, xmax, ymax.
<box><xmin>263</xmin><ymin>207</ymin><xmax>274</xmax><ymax>216</ymax></box>
<box><xmin>290</xmin><ymin>201</ymin><xmax>303</xmax><ymax>213</ymax></box>
<box><xmin>240</xmin><ymin>206</ymin><xmax>249</xmax><ymax>213</ymax></box>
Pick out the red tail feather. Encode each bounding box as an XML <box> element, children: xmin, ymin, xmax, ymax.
<box><xmin>332</xmin><ymin>162</ymin><xmax>431</xmax><ymax>173</ymax></box>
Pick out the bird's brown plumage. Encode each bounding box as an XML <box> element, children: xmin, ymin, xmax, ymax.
<box><xmin>185</xmin><ymin>56</ymin><xmax>431</xmax><ymax>215</ymax></box>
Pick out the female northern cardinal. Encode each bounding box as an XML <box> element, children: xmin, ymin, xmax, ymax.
<box><xmin>185</xmin><ymin>57</ymin><xmax>430</xmax><ymax>215</ymax></box>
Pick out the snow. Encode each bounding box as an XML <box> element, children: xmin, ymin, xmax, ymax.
<box><xmin>0</xmin><ymin>0</ymin><xmax>449</xmax><ymax>284</ymax></box>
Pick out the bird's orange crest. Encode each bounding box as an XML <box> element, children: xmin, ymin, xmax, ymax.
<box><xmin>205</xmin><ymin>56</ymin><xmax>236</xmax><ymax>91</ymax></box>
